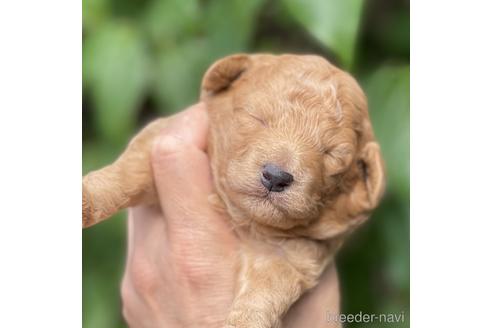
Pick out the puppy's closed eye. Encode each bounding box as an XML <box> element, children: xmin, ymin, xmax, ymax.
<box><xmin>324</xmin><ymin>142</ymin><xmax>355</xmax><ymax>175</ymax></box>
<box><xmin>235</xmin><ymin>107</ymin><xmax>268</xmax><ymax>127</ymax></box>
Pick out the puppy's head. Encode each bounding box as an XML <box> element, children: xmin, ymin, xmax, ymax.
<box><xmin>202</xmin><ymin>54</ymin><xmax>385</xmax><ymax>234</ymax></box>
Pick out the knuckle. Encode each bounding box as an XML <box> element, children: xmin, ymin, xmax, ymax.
<box><xmin>172</xmin><ymin>244</ymin><xmax>214</xmax><ymax>289</ymax></box>
<box><xmin>120</xmin><ymin>277</ymin><xmax>133</xmax><ymax>306</ymax></box>
<box><xmin>127</xmin><ymin>257</ymin><xmax>159</xmax><ymax>297</ymax></box>
<box><xmin>151</xmin><ymin>135</ymin><xmax>182</xmax><ymax>164</ymax></box>
<box><xmin>120</xmin><ymin>277</ymin><xmax>135</xmax><ymax>325</ymax></box>
<box><xmin>121</xmin><ymin>302</ymin><xmax>131</xmax><ymax>325</ymax></box>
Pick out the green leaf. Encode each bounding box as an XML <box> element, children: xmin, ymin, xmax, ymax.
<box><xmin>83</xmin><ymin>22</ymin><xmax>149</xmax><ymax>144</ymax></box>
<box><xmin>82</xmin><ymin>141</ymin><xmax>121</xmax><ymax>174</ymax></box>
<box><xmin>141</xmin><ymin>0</ymin><xmax>200</xmax><ymax>47</ymax></box>
<box><xmin>82</xmin><ymin>0</ymin><xmax>109</xmax><ymax>32</ymax></box>
<box><xmin>205</xmin><ymin>0</ymin><xmax>266</xmax><ymax>58</ymax></box>
<box><xmin>83</xmin><ymin>210</ymin><xmax>126</xmax><ymax>328</ymax></box>
<box><xmin>362</xmin><ymin>65</ymin><xmax>410</xmax><ymax>200</ymax></box>
<box><xmin>152</xmin><ymin>39</ymin><xmax>210</xmax><ymax>114</ymax></box>
<box><xmin>282</xmin><ymin>0</ymin><xmax>364</xmax><ymax>68</ymax></box>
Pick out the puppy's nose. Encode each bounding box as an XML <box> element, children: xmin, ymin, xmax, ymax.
<box><xmin>261</xmin><ymin>164</ymin><xmax>294</xmax><ymax>192</ymax></box>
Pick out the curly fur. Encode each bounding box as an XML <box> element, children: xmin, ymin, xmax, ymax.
<box><xmin>82</xmin><ymin>54</ymin><xmax>385</xmax><ymax>328</ymax></box>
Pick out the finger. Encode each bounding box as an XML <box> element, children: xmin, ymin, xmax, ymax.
<box><xmin>127</xmin><ymin>205</ymin><xmax>166</xmax><ymax>254</ymax></box>
<box><xmin>129</xmin><ymin>103</ymin><xmax>210</xmax><ymax>240</ymax></box>
<box><xmin>122</xmin><ymin>209</ymin><xmax>167</xmax><ymax>328</ymax></box>
<box><xmin>126</xmin><ymin>103</ymin><xmax>208</xmax><ymax>243</ymax></box>
<box><xmin>164</xmin><ymin>102</ymin><xmax>209</xmax><ymax>151</ymax></box>
<box><xmin>150</xmin><ymin>103</ymin><xmax>221</xmax><ymax>232</ymax></box>
<box><xmin>314</xmin><ymin>264</ymin><xmax>340</xmax><ymax>325</ymax></box>
<box><xmin>283</xmin><ymin>263</ymin><xmax>340</xmax><ymax>328</ymax></box>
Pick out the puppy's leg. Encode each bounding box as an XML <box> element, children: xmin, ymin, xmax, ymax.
<box><xmin>226</xmin><ymin>254</ymin><xmax>312</xmax><ymax>328</ymax></box>
<box><xmin>83</xmin><ymin>118</ymin><xmax>168</xmax><ymax>227</ymax></box>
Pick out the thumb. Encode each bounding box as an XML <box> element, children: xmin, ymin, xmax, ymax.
<box><xmin>150</xmin><ymin>103</ymin><xmax>216</xmax><ymax>230</ymax></box>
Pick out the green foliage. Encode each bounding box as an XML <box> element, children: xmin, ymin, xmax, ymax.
<box><xmin>84</xmin><ymin>21</ymin><xmax>149</xmax><ymax>143</ymax></box>
<box><xmin>153</xmin><ymin>39</ymin><xmax>208</xmax><ymax>112</ymax></box>
<box><xmin>364</xmin><ymin>65</ymin><xmax>410</xmax><ymax>200</ymax></box>
<box><xmin>205</xmin><ymin>0</ymin><xmax>266</xmax><ymax>57</ymax></box>
<box><xmin>83</xmin><ymin>0</ymin><xmax>410</xmax><ymax>327</ymax></box>
<box><xmin>141</xmin><ymin>0</ymin><xmax>200</xmax><ymax>47</ymax></box>
<box><xmin>282</xmin><ymin>0</ymin><xmax>365</xmax><ymax>67</ymax></box>
<box><xmin>83</xmin><ymin>0</ymin><xmax>109</xmax><ymax>32</ymax></box>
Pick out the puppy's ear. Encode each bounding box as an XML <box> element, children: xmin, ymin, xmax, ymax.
<box><xmin>201</xmin><ymin>54</ymin><xmax>251</xmax><ymax>98</ymax></box>
<box><xmin>349</xmin><ymin>142</ymin><xmax>385</xmax><ymax>213</ymax></box>
<box><xmin>298</xmin><ymin>142</ymin><xmax>384</xmax><ymax>240</ymax></box>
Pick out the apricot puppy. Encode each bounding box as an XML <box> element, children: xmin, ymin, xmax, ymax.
<box><xmin>83</xmin><ymin>54</ymin><xmax>385</xmax><ymax>327</ymax></box>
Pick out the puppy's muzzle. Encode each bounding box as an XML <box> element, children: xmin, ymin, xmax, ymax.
<box><xmin>261</xmin><ymin>164</ymin><xmax>294</xmax><ymax>192</ymax></box>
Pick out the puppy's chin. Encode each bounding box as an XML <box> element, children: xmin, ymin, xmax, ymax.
<box><xmin>224</xmin><ymin>187</ymin><xmax>321</xmax><ymax>230</ymax></box>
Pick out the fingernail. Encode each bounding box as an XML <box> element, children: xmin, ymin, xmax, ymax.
<box><xmin>153</xmin><ymin>135</ymin><xmax>183</xmax><ymax>156</ymax></box>
<box><xmin>164</xmin><ymin>111</ymin><xmax>197</xmax><ymax>144</ymax></box>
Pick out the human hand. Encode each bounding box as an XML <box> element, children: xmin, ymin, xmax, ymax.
<box><xmin>120</xmin><ymin>103</ymin><xmax>341</xmax><ymax>328</ymax></box>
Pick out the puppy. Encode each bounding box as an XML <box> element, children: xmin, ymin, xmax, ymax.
<box><xmin>82</xmin><ymin>54</ymin><xmax>385</xmax><ymax>327</ymax></box>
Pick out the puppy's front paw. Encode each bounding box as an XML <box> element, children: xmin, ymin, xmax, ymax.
<box><xmin>226</xmin><ymin>309</ymin><xmax>280</xmax><ymax>328</ymax></box>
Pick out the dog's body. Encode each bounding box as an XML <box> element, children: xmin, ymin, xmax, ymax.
<box><xmin>83</xmin><ymin>54</ymin><xmax>385</xmax><ymax>327</ymax></box>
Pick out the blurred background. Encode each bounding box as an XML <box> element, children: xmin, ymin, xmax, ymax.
<box><xmin>83</xmin><ymin>0</ymin><xmax>409</xmax><ymax>327</ymax></box>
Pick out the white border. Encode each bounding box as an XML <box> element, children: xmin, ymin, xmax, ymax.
<box><xmin>0</xmin><ymin>1</ymin><xmax>81</xmax><ymax>327</ymax></box>
<box><xmin>412</xmin><ymin>0</ymin><xmax>492</xmax><ymax>326</ymax></box>
<box><xmin>1</xmin><ymin>0</ymin><xmax>492</xmax><ymax>326</ymax></box>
